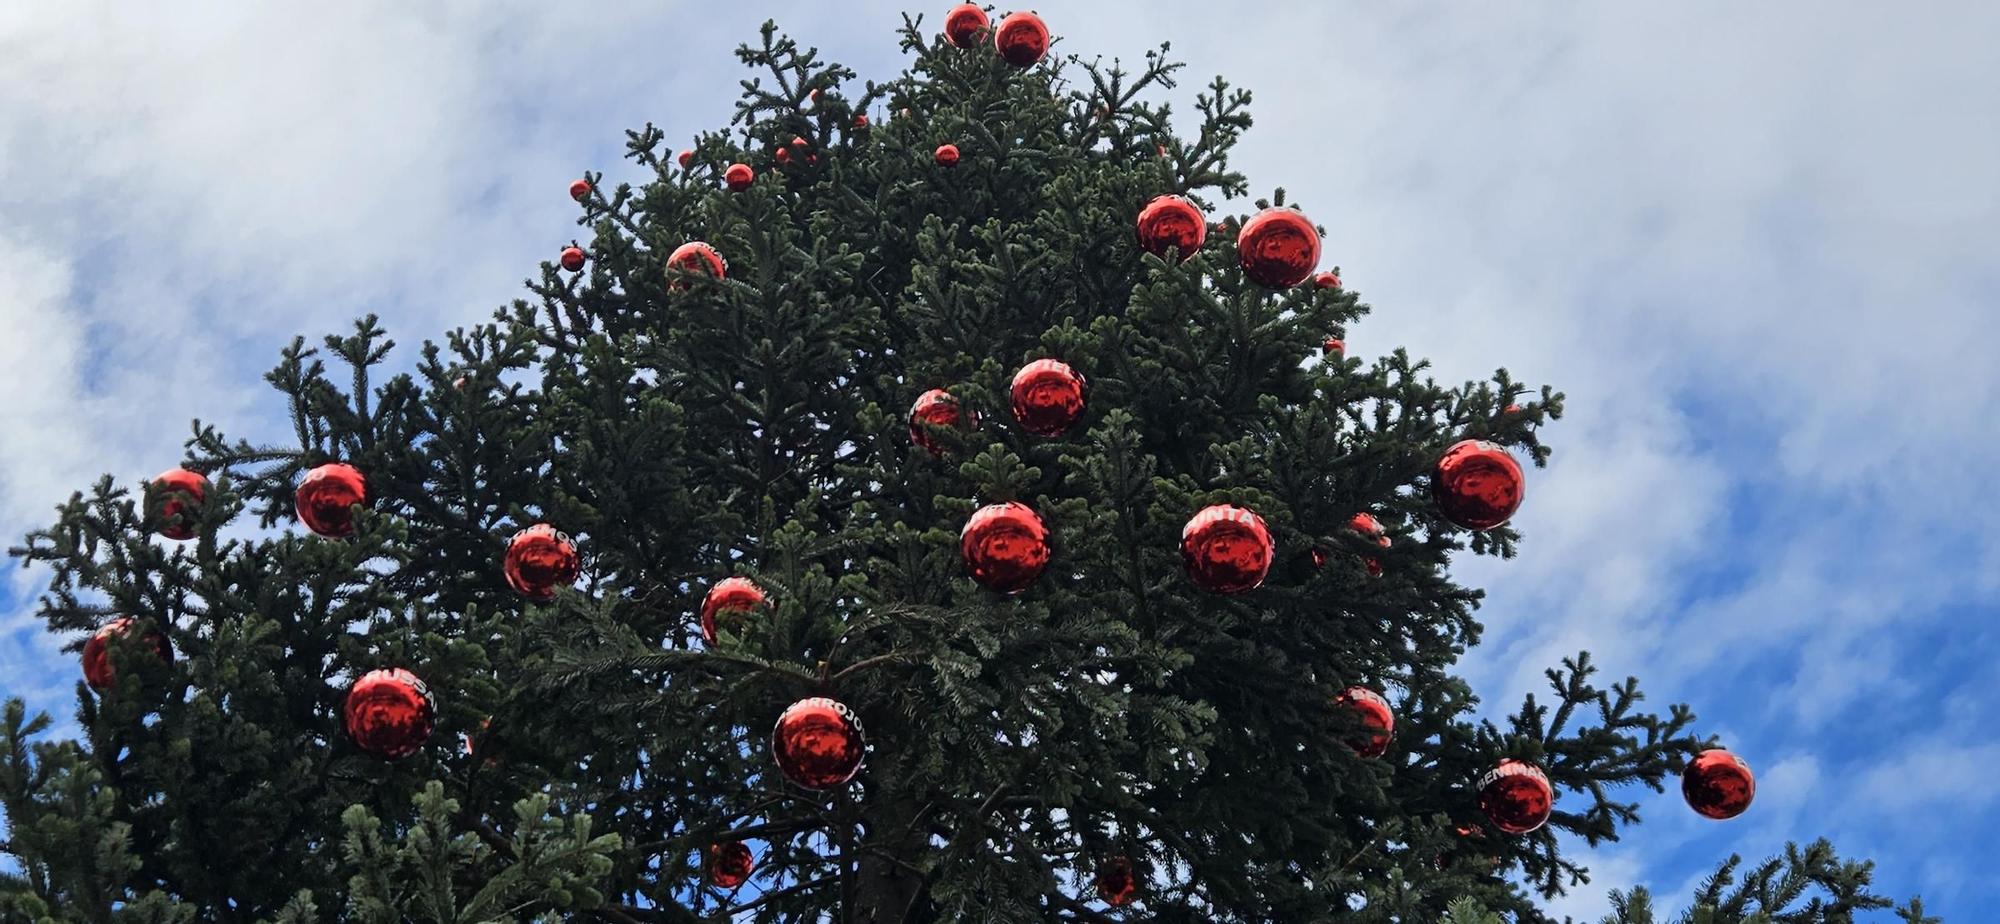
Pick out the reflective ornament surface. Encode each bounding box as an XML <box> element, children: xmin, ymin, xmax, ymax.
<box><xmin>1322</xmin><ymin>337</ymin><xmax>1345</xmax><ymax>358</ymax></box>
<box><xmin>568</xmin><ymin>178</ymin><xmax>591</xmax><ymax>201</ymax></box>
<box><xmin>296</xmin><ymin>462</ymin><xmax>368</xmax><ymax>537</ymax></box>
<box><xmin>1349</xmin><ymin>512</ymin><xmax>1390</xmax><ymax>577</ymax></box>
<box><xmin>1181</xmin><ymin>504</ymin><xmax>1273</xmax><ymax>594</ymax></box>
<box><xmin>1135</xmin><ymin>195</ymin><xmax>1206</xmax><ymax>263</ymax></box>
<box><xmin>1236</xmin><ymin>207</ymin><xmax>1320</xmax><ymax>288</ymax></box>
<box><xmin>81</xmin><ymin>617</ymin><xmax>172</xmax><ymax>690</ymax></box>
<box><xmin>677</xmin><ymin>149</ymin><xmax>694</xmax><ymax>168</ymax></box>
<box><xmin>993</xmin><ymin>11</ymin><xmax>1050</xmax><ymax>67</ymax></box>
<box><xmin>934</xmin><ymin>143</ymin><xmax>961</xmax><ymax>167</ymax></box>
<box><xmin>1335</xmin><ymin>686</ymin><xmax>1395</xmax><ymax>758</ymax></box>
<box><xmin>943</xmin><ymin>3</ymin><xmax>989</xmax><ymax>48</ymax></box>
<box><xmin>724</xmin><ymin>162</ymin><xmax>754</xmax><ymax>191</ymax></box>
<box><xmin>151</xmin><ymin>467</ymin><xmax>208</xmax><ymax>541</ymax></box>
<box><xmin>345</xmin><ymin>668</ymin><xmax>436</xmax><ymax>760</ymax></box>
<box><xmin>908</xmin><ymin>388</ymin><xmax>975</xmax><ymax>455</ymax></box>
<box><xmin>1432</xmin><ymin>440</ymin><xmax>1525</xmax><ymax>531</ymax></box>
<box><xmin>666</xmin><ymin>241</ymin><xmax>727</xmax><ymax>289</ymax></box>
<box><xmin>709</xmin><ymin>841</ymin><xmax>755</xmax><ymax>889</ymax></box>
<box><xmin>559</xmin><ymin>246</ymin><xmax>586</xmax><ymax>272</ymax></box>
<box><xmin>961</xmin><ymin>502</ymin><xmax>1050</xmax><ymax>595</ymax></box>
<box><xmin>772</xmin><ymin>697</ymin><xmax>866</xmax><ymax>790</ymax></box>
<box><xmin>1314</xmin><ymin>270</ymin><xmax>1342</xmax><ymax>289</ymax></box>
<box><xmin>1010</xmin><ymin>359</ymin><xmax>1086</xmax><ymax>437</ymax></box>
<box><xmin>1683</xmin><ymin>748</ymin><xmax>1755</xmax><ymax>820</ymax></box>
<box><xmin>1477</xmin><ymin>759</ymin><xmax>1553</xmax><ymax>835</ymax></box>
<box><xmin>504</xmin><ymin>524</ymin><xmax>579</xmax><ymax>600</ymax></box>
<box><xmin>700</xmin><ymin>576</ymin><xmax>767</xmax><ymax>646</ymax></box>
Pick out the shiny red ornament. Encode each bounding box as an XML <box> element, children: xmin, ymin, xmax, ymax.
<box><xmin>568</xmin><ymin>178</ymin><xmax>591</xmax><ymax>201</ymax></box>
<box><xmin>150</xmin><ymin>466</ymin><xmax>208</xmax><ymax>540</ymax></box>
<box><xmin>1314</xmin><ymin>270</ymin><xmax>1342</xmax><ymax>289</ymax></box>
<box><xmin>960</xmin><ymin>502</ymin><xmax>1050</xmax><ymax>595</ymax></box>
<box><xmin>934</xmin><ymin>143</ymin><xmax>961</xmax><ymax>167</ymax></box>
<box><xmin>1135</xmin><ymin>195</ymin><xmax>1206</xmax><ymax>263</ymax></box>
<box><xmin>1322</xmin><ymin>337</ymin><xmax>1344</xmax><ymax>358</ymax></box>
<box><xmin>1334</xmin><ymin>686</ymin><xmax>1394</xmax><ymax>757</ymax></box>
<box><xmin>993</xmin><ymin>11</ymin><xmax>1049</xmax><ymax>67</ymax></box>
<box><xmin>1504</xmin><ymin>403</ymin><xmax>1523</xmax><ymax>415</ymax></box>
<box><xmin>666</xmin><ymin>241</ymin><xmax>727</xmax><ymax>290</ymax></box>
<box><xmin>1478</xmin><ymin>759</ymin><xmax>1553</xmax><ymax>835</ymax></box>
<box><xmin>344</xmin><ymin>668</ymin><xmax>436</xmax><ymax>760</ymax></box>
<box><xmin>943</xmin><ymin>3</ymin><xmax>989</xmax><ymax>47</ymax></box>
<box><xmin>700</xmin><ymin>576</ymin><xmax>767</xmax><ymax>645</ymax></box>
<box><xmin>1683</xmin><ymin>749</ymin><xmax>1755</xmax><ymax>820</ymax></box>
<box><xmin>677</xmin><ymin>149</ymin><xmax>694</xmax><ymax>169</ymax></box>
<box><xmin>504</xmin><ymin>524</ymin><xmax>579</xmax><ymax>600</ymax></box>
<box><xmin>1349</xmin><ymin>512</ymin><xmax>1390</xmax><ymax>577</ymax></box>
<box><xmin>853</xmin><ymin>113</ymin><xmax>869</xmax><ymax>129</ymax></box>
<box><xmin>559</xmin><ymin>246</ymin><xmax>586</xmax><ymax>272</ymax></box>
<box><xmin>908</xmin><ymin>388</ymin><xmax>975</xmax><ymax>455</ymax></box>
<box><xmin>775</xmin><ymin>146</ymin><xmax>793</xmax><ymax>168</ymax></box>
<box><xmin>296</xmin><ymin>462</ymin><xmax>368</xmax><ymax>537</ymax></box>
<box><xmin>81</xmin><ymin>618</ymin><xmax>173</xmax><ymax>690</ymax></box>
<box><xmin>1433</xmin><ymin>439</ymin><xmax>1525</xmax><ymax>531</ymax></box>
<box><xmin>1010</xmin><ymin>359</ymin><xmax>1086</xmax><ymax>437</ymax></box>
<box><xmin>709</xmin><ymin>841</ymin><xmax>756</xmax><ymax>889</ymax></box>
<box><xmin>1181</xmin><ymin>504</ymin><xmax>1273</xmax><ymax>594</ymax></box>
<box><xmin>723</xmin><ymin>162</ymin><xmax>755</xmax><ymax>191</ymax></box>
<box><xmin>772</xmin><ymin>696</ymin><xmax>866</xmax><ymax>790</ymax></box>
<box><xmin>1237</xmin><ymin>207</ymin><xmax>1321</xmax><ymax>288</ymax></box>
<box><xmin>1095</xmin><ymin>856</ymin><xmax>1137</xmax><ymax>907</ymax></box>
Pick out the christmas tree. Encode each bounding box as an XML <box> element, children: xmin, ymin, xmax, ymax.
<box><xmin>0</xmin><ymin>10</ymin><xmax>1937</xmax><ymax>923</ymax></box>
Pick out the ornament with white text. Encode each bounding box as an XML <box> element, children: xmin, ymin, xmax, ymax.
<box><xmin>504</xmin><ymin>524</ymin><xmax>580</xmax><ymax>600</ymax></box>
<box><xmin>725</xmin><ymin>162</ymin><xmax>754</xmax><ymax>191</ymax></box>
<box><xmin>700</xmin><ymin>576</ymin><xmax>767</xmax><ymax>645</ymax></box>
<box><xmin>993</xmin><ymin>11</ymin><xmax>1050</xmax><ymax>67</ymax></box>
<box><xmin>908</xmin><ymin>388</ymin><xmax>975</xmax><ymax>455</ymax></box>
<box><xmin>1237</xmin><ymin>207</ymin><xmax>1320</xmax><ymax>288</ymax></box>
<box><xmin>1136</xmin><ymin>195</ymin><xmax>1206</xmax><ymax>263</ymax></box>
<box><xmin>1349</xmin><ymin>512</ymin><xmax>1390</xmax><ymax>577</ymax></box>
<box><xmin>1181</xmin><ymin>504</ymin><xmax>1273</xmax><ymax>594</ymax></box>
<box><xmin>344</xmin><ymin>668</ymin><xmax>436</xmax><ymax>760</ymax></box>
<box><xmin>1010</xmin><ymin>359</ymin><xmax>1086</xmax><ymax>436</ymax></box>
<box><xmin>82</xmin><ymin>618</ymin><xmax>172</xmax><ymax>690</ymax></box>
<box><xmin>943</xmin><ymin>3</ymin><xmax>989</xmax><ymax>48</ymax></box>
<box><xmin>150</xmin><ymin>467</ymin><xmax>209</xmax><ymax>541</ymax></box>
<box><xmin>961</xmin><ymin>502</ymin><xmax>1050</xmax><ymax>595</ymax></box>
<box><xmin>709</xmin><ymin>841</ymin><xmax>755</xmax><ymax>889</ymax></box>
<box><xmin>1683</xmin><ymin>749</ymin><xmax>1755</xmax><ymax>820</ymax></box>
<box><xmin>1478</xmin><ymin>759</ymin><xmax>1553</xmax><ymax>835</ymax></box>
<box><xmin>560</xmin><ymin>246</ymin><xmax>586</xmax><ymax>272</ymax></box>
<box><xmin>568</xmin><ymin>178</ymin><xmax>591</xmax><ymax>201</ymax></box>
<box><xmin>935</xmin><ymin>143</ymin><xmax>961</xmax><ymax>167</ymax></box>
<box><xmin>1096</xmin><ymin>856</ymin><xmax>1137</xmax><ymax>907</ymax></box>
<box><xmin>1433</xmin><ymin>439</ymin><xmax>1525</xmax><ymax>530</ymax></box>
<box><xmin>772</xmin><ymin>697</ymin><xmax>866</xmax><ymax>790</ymax></box>
<box><xmin>666</xmin><ymin>241</ymin><xmax>727</xmax><ymax>289</ymax></box>
<box><xmin>296</xmin><ymin>462</ymin><xmax>368</xmax><ymax>538</ymax></box>
<box><xmin>1335</xmin><ymin>686</ymin><xmax>1394</xmax><ymax>758</ymax></box>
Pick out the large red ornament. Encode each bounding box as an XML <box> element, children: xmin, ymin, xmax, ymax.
<box><xmin>943</xmin><ymin>3</ymin><xmax>989</xmax><ymax>47</ymax></box>
<box><xmin>677</xmin><ymin>149</ymin><xmax>694</xmax><ymax>169</ymax></box>
<box><xmin>81</xmin><ymin>618</ymin><xmax>173</xmax><ymax>690</ymax></box>
<box><xmin>1349</xmin><ymin>512</ymin><xmax>1391</xmax><ymax>577</ymax></box>
<box><xmin>1237</xmin><ymin>207</ymin><xmax>1321</xmax><ymax>288</ymax></box>
<box><xmin>1433</xmin><ymin>440</ymin><xmax>1525</xmax><ymax>531</ymax></box>
<box><xmin>1478</xmin><ymin>759</ymin><xmax>1553</xmax><ymax>835</ymax></box>
<box><xmin>504</xmin><ymin>524</ymin><xmax>579</xmax><ymax>600</ymax></box>
<box><xmin>1095</xmin><ymin>856</ymin><xmax>1137</xmax><ymax>907</ymax></box>
<box><xmin>150</xmin><ymin>467</ymin><xmax>208</xmax><ymax>541</ymax></box>
<box><xmin>559</xmin><ymin>246</ymin><xmax>586</xmax><ymax>272</ymax></box>
<box><xmin>961</xmin><ymin>502</ymin><xmax>1050</xmax><ymax>595</ymax></box>
<box><xmin>1010</xmin><ymin>359</ymin><xmax>1086</xmax><ymax>437</ymax></box>
<box><xmin>1181</xmin><ymin>504</ymin><xmax>1273</xmax><ymax>594</ymax></box>
<box><xmin>666</xmin><ymin>241</ymin><xmax>727</xmax><ymax>290</ymax></box>
<box><xmin>1683</xmin><ymin>749</ymin><xmax>1755</xmax><ymax>820</ymax></box>
<box><xmin>700</xmin><ymin>576</ymin><xmax>767</xmax><ymax>645</ymax></box>
<box><xmin>724</xmin><ymin>162</ymin><xmax>755</xmax><ymax>191</ymax></box>
<box><xmin>1314</xmin><ymin>271</ymin><xmax>1342</xmax><ymax>289</ymax></box>
<box><xmin>934</xmin><ymin>143</ymin><xmax>961</xmax><ymax>167</ymax></box>
<box><xmin>772</xmin><ymin>697</ymin><xmax>866</xmax><ymax>790</ymax></box>
<box><xmin>568</xmin><ymin>178</ymin><xmax>591</xmax><ymax>201</ymax></box>
<box><xmin>709</xmin><ymin>841</ymin><xmax>755</xmax><ymax>889</ymax></box>
<box><xmin>908</xmin><ymin>388</ymin><xmax>975</xmax><ymax>455</ymax></box>
<box><xmin>1135</xmin><ymin>195</ymin><xmax>1207</xmax><ymax>263</ymax></box>
<box><xmin>1335</xmin><ymin>686</ymin><xmax>1395</xmax><ymax>758</ymax></box>
<box><xmin>344</xmin><ymin>668</ymin><xmax>436</xmax><ymax>760</ymax></box>
<box><xmin>992</xmin><ymin>11</ymin><xmax>1050</xmax><ymax>67</ymax></box>
<box><xmin>296</xmin><ymin>462</ymin><xmax>368</xmax><ymax>537</ymax></box>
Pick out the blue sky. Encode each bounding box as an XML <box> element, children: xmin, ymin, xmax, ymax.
<box><xmin>1</xmin><ymin>2</ymin><xmax>1994</xmax><ymax>918</ymax></box>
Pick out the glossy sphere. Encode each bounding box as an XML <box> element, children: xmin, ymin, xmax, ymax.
<box><xmin>992</xmin><ymin>11</ymin><xmax>1050</xmax><ymax>67</ymax></box>
<box><xmin>344</xmin><ymin>668</ymin><xmax>436</xmax><ymax>760</ymax></box>
<box><xmin>908</xmin><ymin>388</ymin><xmax>974</xmax><ymax>455</ymax></box>
<box><xmin>1096</xmin><ymin>856</ymin><xmax>1137</xmax><ymax>907</ymax></box>
<box><xmin>81</xmin><ymin>618</ymin><xmax>172</xmax><ymax>690</ymax></box>
<box><xmin>1683</xmin><ymin>749</ymin><xmax>1756</xmax><ymax>820</ymax></box>
<box><xmin>677</xmin><ymin>149</ymin><xmax>694</xmax><ymax>168</ymax></box>
<box><xmin>151</xmin><ymin>467</ymin><xmax>208</xmax><ymax>540</ymax></box>
<box><xmin>666</xmin><ymin>241</ymin><xmax>727</xmax><ymax>289</ymax></box>
<box><xmin>1433</xmin><ymin>440</ymin><xmax>1525</xmax><ymax>530</ymax></box>
<box><xmin>700</xmin><ymin>576</ymin><xmax>767</xmax><ymax>645</ymax></box>
<box><xmin>1010</xmin><ymin>359</ymin><xmax>1086</xmax><ymax>436</ymax></box>
<box><xmin>961</xmin><ymin>502</ymin><xmax>1050</xmax><ymax>595</ymax></box>
<box><xmin>296</xmin><ymin>462</ymin><xmax>368</xmax><ymax>537</ymax></box>
<box><xmin>1335</xmin><ymin>686</ymin><xmax>1395</xmax><ymax>758</ymax></box>
<box><xmin>1478</xmin><ymin>759</ymin><xmax>1553</xmax><ymax>835</ymax></box>
<box><xmin>772</xmin><ymin>697</ymin><xmax>866</xmax><ymax>790</ymax></box>
<box><xmin>934</xmin><ymin>143</ymin><xmax>961</xmax><ymax>167</ymax></box>
<box><xmin>709</xmin><ymin>841</ymin><xmax>755</xmax><ymax>889</ymax></box>
<box><xmin>1349</xmin><ymin>511</ymin><xmax>1391</xmax><ymax>577</ymax></box>
<box><xmin>775</xmin><ymin>146</ymin><xmax>793</xmax><ymax>167</ymax></box>
<box><xmin>559</xmin><ymin>246</ymin><xmax>586</xmax><ymax>272</ymax></box>
<box><xmin>1323</xmin><ymin>337</ymin><xmax>1345</xmax><ymax>358</ymax></box>
<box><xmin>504</xmin><ymin>524</ymin><xmax>579</xmax><ymax>600</ymax></box>
<box><xmin>568</xmin><ymin>178</ymin><xmax>591</xmax><ymax>201</ymax></box>
<box><xmin>853</xmin><ymin>113</ymin><xmax>869</xmax><ymax>129</ymax></box>
<box><xmin>1181</xmin><ymin>504</ymin><xmax>1273</xmax><ymax>594</ymax></box>
<box><xmin>1314</xmin><ymin>271</ymin><xmax>1342</xmax><ymax>289</ymax></box>
<box><xmin>1135</xmin><ymin>195</ymin><xmax>1207</xmax><ymax>263</ymax></box>
<box><xmin>724</xmin><ymin>162</ymin><xmax>755</xmax><ymax>191</ymax></box>
<box><xmin>943</xmin><ymin>2</ymin><xmax>989</xmax><ymax>47</ymax></box>
<box><xmin>1237</xmin><ymin>207</ymin><xmax>1321</xmax><ymax>288</ymax></box>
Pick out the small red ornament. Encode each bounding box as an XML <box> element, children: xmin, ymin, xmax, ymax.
<box><xmin>1504</xmin><ymin>403</ymin><xmax>1523</xmax><ymax>415</ymax></box>
<box><xmin>943</xmin><ymin>2</ymin><xmax>989</xmax><ymax>47</ymax></box>
<box><xmin>666</xmin><ymin>241</ymin><xmax>727</xmax><ymax>289</ymax></box>
<box><xmin>700</xmin><ymin>576</ymin><xmax>767</xmax><ymax>645</ymax></box>
<box><xmin>774</xmin><ymin>146</ymin><xmax>793</xmax><ymax>167</ymax></box>
<box><xmin>1135</xmin><ymin>195</ymin><xmax>1207</xmax><ymax>263</ymax></box>
<box><xmin>81</xmin><ymin>618</ymin><xmax>172</xmax><ymax>690</ymax></box>
<box><xmin>1349</xmin><ymin>512</ymin><xmax>1390</xmax><ymax>577</ymax></box>
<box><xmin>934</xmin><ymin>143</ymin><xmax>961</xmax><ymax>167</ymax></box>
<box><xmin>960</xmin><ymin>502</ymin><xmax>1050</xmax><ymax>595</ymax></box>
<box><xmin>908</xmin><ymin>388</ymin><xmax>975</xmax><ymax>455</ymax></box>
<box><xmin>709</xmin><ymin>841</ymin><xmax>755</xmax><ymax>889</ymax></box>
<box><xmin>1095</xmin><ymin>856</ymin><xmax>1137</xmax><ymax>907</ymax></box>
<box><xmin>504</xmin><ymin>524</ymin><xmax>579</xmax><ymax>600</ymax></box>
<box><xmin>296</xmin><ymin>462</ymin><xmax>368</xmax><ymax>537</ymax></box>
<box><xmin>1478</xmin><ymin>759</ymin><xmax>1553</xmax><ymax>835</ymax></box>
<box><xmin>724</xmin><ymin>162</ymin><xmax>755</xmax><ymax>191</ymax></box>
<box><xmin>344</xmin><ymin>668</ymin><xmax>436</xmax><ymax>760</ymax></box>
<box><xmin>1314</xmin><ymin>270</ymin><xmax>1342</xmax><ymax>289</ymax></box>
<box><xmin>853</xmin><ymin>113</ymin><xmax>869</xmax><ymax>129</ymax></box>
<box><xmin>992</xmin><ymin>11</ymin><xmax>1050</xmax><ymax>67</ymax></box>
<box><xmin>150</xmin><ymin>467</ymin><xmax>208</xmax><ymax>540</ymax></box>
<box><xmin>1433</xmin><ymin>440</ymin><xmax>1525</xmax><ymax>531</ymax></box>
<box><xmin>1322</xmin><ymin>337</ymin><xmax>1345</xmax><ymax>358</ymax></box>
<box><xmin>559</xmin><ymin>246</ymin><xmax>586</xmax><ymax>272</ymax></box>
<box><xmin>1237</xmin><ymin>207</ymin><xmax>1321</xmax><ymax>288</ymax></box>
<box><xmin>1334</xmin><ymin>686</ymin><xmax>1394</xmax><ymax>757</ymax></box>
<box><xmin>772</xmin><ymin>697</ymin><xmax>866</xmax><ymax>790</ymax></box>
<box><xmin>677</xmin><ymin>149</ymin><xmax>694</xmax><ymax>169</ymax></box>
<box><xmin>1181</xmin><ymin>504</ymin><xmax>1273</xmax><ymax>594</ymax></box>
<box><xmin>1683</xmin><ymin>749</ymin><xmax>1755</xmax><ymax>820</ymax></box>
<box><xmin>568</xmin><ymin>178</ymin><xmax>591</xmax><ymax>201</ymax></box>
<box><xmin>808</xmin><ymin>88</ymin><xmax>822</xmax><ymax>104</ymax></box>
<box><xmin>1010</xmin><ymin>359</ymin><xmax>1086</xmax><ymax>437</ymax></box>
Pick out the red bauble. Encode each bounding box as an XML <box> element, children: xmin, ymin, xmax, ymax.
<box><xmin>677</xmin><ymin>149</ymin><xmax>695</xmax><ymax>169</ymax></box>
<box><xmin>960</xmin><ymin>502</ymin><xmax>1050</xmax><ymax>595</ymax></box>
<box><xmin>1683</xmin><ymin>749</ymin><xmax>1755</xmax><ymax>820</ymax></box>
<box><xmin>934</xmin><ymin>143</ymin><xmax>961</xmax><ymax>167</ymax></box>
<box><xmin>1349</xmin><ymin>512</ymin><xmax>1390</xmax><ymax>578</ymax></box>
<box><xmin>775</xmin><ymin>146</ymin><xmax>793</xmax><ymax>167</ymax></box>
<box><xmin>943</xmin><ymin>2</ymin><xmax>989</xmax><ymax>47</ymax></box>
<box><xmin>150</xmin><ymin>466</ymin><xmax>208</xmax><ymax>540</ymax></box>
<box><xmin>559</xmin><ymin>246</ymin><xmax>586</xmax><ymax>272</ymax></box>
<box><xmin>1181</xmin><ymin>504</ymin><xmax>1273</xmax><ymax>594</ymax></box>
<box><xmin>700</xmin><ymin>576</ymin><xmax>767</xmax><ymax>645</ymax></box>
<box><xmin>772</xmin><ymin>697</ymin><xmax>866</xmax><ymax>790</ymax></box>
<box><xmin>993</xmin><ymin>11</ymin><xmax>1049</xmax><ymax>67</ymax></box>
<box><xmin>1478</xmin><ymin>759</ymin><xmax>1553</xmax><ymax>835</ymax></box>
<box><xmin>1095</xmin><ymin>856</ymin><xmax>1137</xmax><ymax>907</ymax></box>
<box><xmin>1314</xmin><ymin>271</ymin><xmax>1342</xmax><ymax>289</ymax></box>
<box><xmin>1237</xmin><ymin>207</ymin><xmax>1321</xmax><ymax>288</ymax></box>
<box><xmin>709</xmin><ymin>841</ymin><xmax>756</xmax><ymax>889</ymax></box>
<box><xmin>908</xmin><ymin>388</ymin><xmax>975</xmax><ymax>455</ymax></box>
<box><xmin>1334</xmin><ymin>686</ymin><xmax>1394</xmax><ymax>758</ymax></box>
<box><xmin>1504</xmin><ymin>403</ymin><xmax>1523</xmax><ymax>415</ymax></box>
<box><xmin>1135</xmin><ymin>195</ymin><xmax>1207</xmax><ymax>263</ymax></box>
<box><xmin>666</xmin><ymin>241</ymin><xmax>727</xmax><ymax>289</ymax></box>
<box><xmin>1433</xmin><ymin>439</ymin><xmax>1525</xmax><ymax>531</ymax></box>
<box><xmin>853</xmin><ymin>113</ymin><xmax>869</xmax><ymax>129</ymax></box>
<box><xmin>568</xmin><ymin>178</ymin><xmax>591</xmax><ymax>201</ymax></box>
<box><xmin>724</xmin><ymin>162</ymin><xmax>755</xmax><ymax>191</ymax></box>
<box><xmin>1322</xmin><ymin>337</ymin><xmax>1345</xmax><ymax>358</ymax></box>
<box><xmin>1010</xmin><ymin>359</ymin><xmax>1086</xmax><ymax>437</ymax></box>
<box><xmin>296</xmin><ymin>462</ymin><xmax>368</xmax><ymax>537</ymax></box>
<box><xmin>344</xmin><ymin>668</ymin><xmax>436</xmax><ymax>760</ymax></box>
<box><xmin>81</xmin><ymin>618</ymin><xmax>172</xmax><ymax>690</ymax></box>
<box><xmin>504</xmin><ymin>524</ymin><xmax>579</xmax><ymax>600</ymax></box>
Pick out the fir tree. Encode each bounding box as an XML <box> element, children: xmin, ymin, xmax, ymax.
<box><xmin>1</xmin><ymin>11</ymin><xmax>1931</xmax><ymax>923</ymax></box>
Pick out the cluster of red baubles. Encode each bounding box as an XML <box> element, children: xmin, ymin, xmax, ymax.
<box><xmin>941</xmin><ymin>5</ymin><xmax>1049</xmax><ymax>69</ymax></box>
<box><xmin>1135</xmin><ymin>194</ymin><xmax>1323</xmax><ymax>288</ymax></box>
